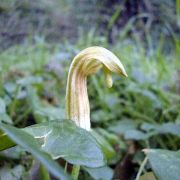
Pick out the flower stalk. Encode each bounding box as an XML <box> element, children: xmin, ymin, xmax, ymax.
<box><xmin>66</xmin><ymin>46</ymin><xmax>127</xmax><ymax>131</ymax></box>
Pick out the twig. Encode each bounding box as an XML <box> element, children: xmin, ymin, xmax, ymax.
<box><xmin>135</xmin><ymin>156</ymin><xmax>148</xmax><ymax>180</ymax></box>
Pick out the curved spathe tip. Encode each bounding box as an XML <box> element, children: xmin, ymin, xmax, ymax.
<box><xmin>66</xmin><ymin>46</ymin><xmax>128</xmax><ymax>130</ymax></box>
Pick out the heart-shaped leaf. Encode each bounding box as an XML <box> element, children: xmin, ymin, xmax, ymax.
<box><xmin>145</xmin><ymin>149</ymin><xmax>180</xmax><ymax>180</ymax></box>
<box><xmin>83</xmin><ymin>166</ymin><xmax>113</xmax><ymax>180</ymax></box>
<box><xmin>24</xmin><ymin>120</ymin><xmax>105</xmax><ymax>167</ymax></box>
<box><xmin>0</xmin><ymin>123</ymin><xmax>70</xmax><ymax>180</ymax></box>
<box><xmin>108</xmin><ymin>119</ymin><xmax>137</xmax><ymax>134</ymax></box>
<box><xmin>124</xmin><ymin>130</ymin><xmax>156</xmax><ymax>140</ymax></box>
<box><xmin>141</xmin><ymin>123</ymin><xmax>180</xmax><ymax>137</ymax></box>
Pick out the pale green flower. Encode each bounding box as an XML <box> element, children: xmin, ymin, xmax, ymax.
<box><xmin>66</xmin><ymin>46</ymin><xmax>127</xmax><ymax>130</ymax></box>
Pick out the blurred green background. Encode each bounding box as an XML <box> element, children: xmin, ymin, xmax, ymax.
<box><xmin>0</xmin><ymin>0</ymin><xmax>180</xmax><ymax>179</ymax></box>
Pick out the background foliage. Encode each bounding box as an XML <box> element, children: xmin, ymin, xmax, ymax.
<box><xmin>0</xmin><ymin>0</ymin><xmax>180</xmax><ymax>180</ymax></box>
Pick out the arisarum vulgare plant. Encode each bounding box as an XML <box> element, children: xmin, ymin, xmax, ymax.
<box><xmin>66</xmin><ymin>46</ymin><xmax>127</xmax><ymax>179</ymax></box>
<box><xmin>66</xmin><ymin>46</ymin><xmax>127</xmax><ymax>131</ymax></box>
<box><xmin>0</xmin><ymin>46</ymin><xmax>127</xmax><ymax>180</ymax></box>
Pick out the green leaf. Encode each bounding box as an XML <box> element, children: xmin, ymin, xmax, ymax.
<box><xmin>27</xmin><ymin>86</ymin><xmax>65</xmax><ymax>123</ymax></box>
<box><xmin>125</xmin><ymin>130</ymin><xmax>147</xmax><ymax>140</ymax></box>
<box><xmin>83</xmin><ymin>166</ymin><xmax>113</xmax><ymax>180</ymax></box>
<box><xmin>146</xmin><ymin>149</ymin><xmax>180</xmax><ymax>180</ymax></box>
<box><xmin>141</xmin><ymin>123</ymin><xmax>180</xmax><ymax>137</ymax></box>
<box><xmin>0</xmin><ymin>98</ymin><xmax>12</xmax><ymax>124</ymax></box>
<box><xmin>0</xmin><ymin>113</ymin><xmax>12</xmax><ymax>124</ymax></box>
<box><xmin>17</xmin><ymin>76</ymin><xmax>43</xmax><ymax>86</ymax></box>
<box><xmin>4</xmin><ymin>82</ymin><xmax>17</xmax><ymax>96</ymax></box>
<box><xmin>24</xmin><ymin>120</ymin><xmax>105</xmax><ymax>167</ymax></box>
<box><xmin>140</xmin><ymin>172</ymin><xmax>157</xmax><ymax>180</ymax></box>
<box><xmin>91</xmin><ymin>109</ymin><xmax>114</xmax><ymax>123</ymax></box>
<box><xmin>0</xmin><ymin>131</ymin><xmax>16</xmax><ymax>151</ymax></box>
<box><xmin>123</xmin><ymin>122</ymin><xmax>180</xmax><ymax>140</ymax></box>
<box><xmin>33</xmin><ymin>107</ymin><xmax>65</xmax><ymax>122</ymax></box>
<box><xmin>0</xmin><ymin>123</ymin><xmax>70</xmax><ymax>180</ymax></box>
<box><xmin>0</xmin><ymin>146</ymin><xmax>23</xmax><ymax>159</ymax></box>
<box><xmin>108</xmin><ymin>119</ymin><xmax>137</xmax><ymax>134</ymax></box>
<box><xmin>0</xmin><ymin>98</ymin><xmax>6</xmax><ymax>114</ymax></box>
<box><xmin>0</xmin><ymin>165</ymin><xmax>25</xmax><ymax>180</ymax></box>
<box><xmin>96</xmin><ymin>128</ymin><xmax>119</xmax><ymax>144</ymax></box>
<box><xmin>124</xmin><ymin>130</ymin><xmax>155</xmax><ymax>140</ymax></box>
<box><xmin>91</xmin><ymin>130</ymin><xmax>116</xmax><ymax>161</ymax></box>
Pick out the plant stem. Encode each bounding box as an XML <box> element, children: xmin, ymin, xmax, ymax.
<box><xmin>64</xmin><ymin>161</ymin><xmax>68</xmax><ymax>173</ymax></box>
<box><xmin>71</xmin><ymin>165</ymin><xmax>80</xmax><ymax>180</ymax></box>
<box><xmin>135</xmin><ymin>156</ymin><xmax>148</xmax><ymax>180</ymax></box>
<box><xmin>40</xmin><ymin>164</ymin><xmax>50</xmax><ymax>180</ymax></box>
